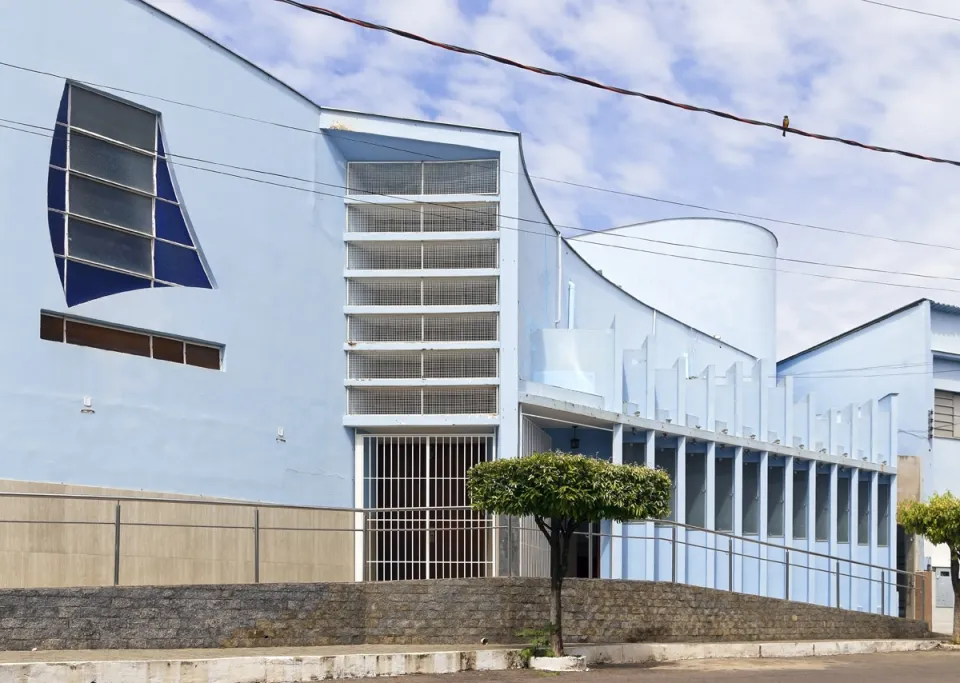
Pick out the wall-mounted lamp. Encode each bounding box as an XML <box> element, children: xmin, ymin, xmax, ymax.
<box><xmin>570</xmin><ymin>426</ymin><xmax>580</xmax><ymax>451</ymax></box>
<box><xmin>81</xmin><ymin>396</ymin><xmax>94</xmax><ymax>415</ymax></box>
<box><xmin>276</xmin><ymin>427</ymin><xmax>286</xmax><ymax>443</ymax></box>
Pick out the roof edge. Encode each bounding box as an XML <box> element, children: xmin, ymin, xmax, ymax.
<box><xmin>571</xmin><ymin>217</ymin><xmax>780</xmax><ymax>248</ymax></box>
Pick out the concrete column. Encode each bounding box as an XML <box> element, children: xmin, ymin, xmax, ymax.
<box><xmin>706</xmin><ymin>441</ymin><xmax>717</xmax><ymax>589</ymax></box>
<box><xmin>758</xmin><ymin>451</ymin><xmax>769</xmax><ymax>596</ymax></box>
<box><xmin>849</xmin><ymin>404</ymin><xmax>858</xmax><ymax>459</ymax></box>
<box><xmin>734</xmin><ymin>446</ymin><xmax>744</xmax><ymax>592</ymax></box>
<box><xmin>805</xmin><ymin>394</ymin><xmax>816</xmax><ymax>450</ymax></box>
<box><xmin>675</xmin><ymin>436</ymin><xmax>687</xmax><ymax>584</ymax></box>
<box><xmin>807</xmin><ymin>462</ymin><xmax>816</xmax><ymax>603</ymax></box>
<box><xmin>888</xmin><ymin>473</ymin><xmax>898</xmax><ymax>616</ymax></box>
<box><xmin>783</xmin><ymin>376</ymin><xmax>794</xmax><ymax>447</ymax></box>
<box><xmin>644</xmin><ymin>338</ymin><xmax>656</xmax><ymax>420</ymax></box>
<box><xmin>731</xmin><ymin>363</ymin><xmax>744</xmax><ymax>437</ymax></box>
<box><xmin>870</xmin><ymin>470</ymin><xmax>880</xmax><ymax>613</ymax></box>
<box><xmin>644</xmin><ymin>430</ymin><xmax>656</xmax><ymax>580</ymax></box>
<box><xmin>850</xmin><ymin>469</ymin><xmax>859</xmax><ymax>611</ymax></box>
<box><xmin>828</xmin><ymin>409</ymin><xmax>839</xmax><ymax>457</ymax></box>
<box><xmin>829</xmin><ymin>463</ymin><xmax>839</xmax><ymax>606</ymax></box>
<box><xmin>758</xmin><ymin>360</ymin><xmax>771</xmax><ymax>441</ymax></box>
<box><xmin>869</xmin><ymin>398</ymin><xmax>879</xmax><ymax>464</ymax></box>
<box><xmin>610</xmin><ymin>424</ymin><xmax>624</xmax><ymax>579</ymax></box>
<box><xmin>705</xmin><ymin>365</ymin><xmax>716</xmax><ymax>432</ymax></box>
<box><xmin>676</xmin><ymin>359</ymin><xmax>687</xmax><ymax>426</ymax></box>
<box><xmin>784</xmin><ymin>456</ymin><xmax>795</xmax><ymax>600</ymax></box>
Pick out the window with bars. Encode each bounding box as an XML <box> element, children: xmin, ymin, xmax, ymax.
<box><xmin>347</xmin><ymin>278</ymin><xmax>499</xmax><ymax>307</ymax></box>
<box><xmin>347</xmin><ymin>387</ymin><xmax>498</xmax><ymax>415</ymax></box>
<box><xmin>934</xmin><ymin>390</ymin><xmax>960</xmax><ymax>438</ymax></box>
<box><xmin>40</xmin><ymin>311</ymin><xmax>221</xmax><ymax>370</ymax></box>
<box><xmin>347</xmin><ymin>314</ymin><xmax>499</xmax><ymax>343</ymax></box>
<box><xmin>346</xmin><ymin>241</ymin><xmax>498</xmax><ymax>270</ymax></box>
<box><xmin>346</xmin><ymin>160</ymin><xmax>499</xmax><ymax>196</ymax></box>
<box><xmin>347</xmin><ymin>203</ymin><xmax>499</xmax><ymax>233</ymax></box>
<box><xmin>47</xmin><ymin>83</ymin><xmax>213</xmax><ymax>306</ymax></box>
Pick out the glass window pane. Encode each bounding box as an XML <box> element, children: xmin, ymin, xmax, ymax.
<box><xmin>685</xmin><ymin>453</ymin><xmax>706</xmax><ymax>528</ymax></box>
<box><xmin>767</xmin><ymin>466</ymin><xmax>785</xmax><ymax>537</ymax></box>
<box><xmin>715</xmin><ymin>457</ymin><xmax>733</xmax><ymax>532</ymax></box>
<box><xmin>815</xmin><ymin>473</ymin><xmax>830</xmax><ymax>541</ymax></box>
<box><xmin>878</xmin><ymin>481</ymin><xmax>890</xmax><ymax>547</ymax></box>
<box><xmin>70</xmin><ymin>133</ymin><xmax>154</xmax><ymax>192</ymax></box>
<box><xmin>185</xmin><ymin>344</ymin><xmax>221</xmax><ymax>370</ymax></box>
<box><xmin>858</xmin><ymin>477</ymin><xmax>871</xmax><ymax>544</ymax></box>
<box><xmin>792</xmin><ymin>470</ymin><xmax>808</xmax><ymax>539</ymax></box>
<box><xmin>742</xmin><ymin>462</ymin><xmax>759</xmax><ymax>535</ymax></box>
<box><xmin>69</xmin><ymin>175</ymin><xmax>153</xmax><ymax>234</ymax></box>
<box><xmin>837</xmin><ymin>476</ymin><xmax>850</xmax><ymax>543</ymax></box>
<box><xmin>70</xmin><ymin>86</ymin><xmax>156</xmax><ymax>151</ymax></box>
<box><xmin>40</xmin><ymin>314</ymin><xmax>64</xmax><ymax>342</ymax></box>
<box><xmin>152</xmin><ymin>336</ymin><xmax>184</xmax><ymax>364</ymax></box>
<box><xmin>68</xmin><ymin>218</ymin><xmax>152</xmax><ymax>276</ymax></box>
<box><xmin>65</xmin><ymin>320</ymin><xmax>151</xmax><ymax>357</ymax></box>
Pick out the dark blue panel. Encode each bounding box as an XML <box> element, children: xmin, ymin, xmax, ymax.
<box><xmin>155</xmin><ymin>199</ymin><xmax>193</xmax><ymax>246</ymax></box>
<box><xmin>56</xmin><ymin>85</ymin><xmax>69</xmax><ymax>125</ymax></box>
<box><xmin>154</xmin><ymin>281</ymin><xmax>171</xmax><ymax>288</ymax></box>
<box><xmin>156</xmin><ymin>157</ymin><xmax>177</xmax><ymax>202</ymax></box>
<box><xmin>154</xmin><ymin>241</ymin><xmax>212</xmax><ymax>288</ymax></box>
<box><xmin>55</xmin><ymin>257</ymin><xmax>65</xmax><ymax>287</ymax></box>
<box><xmin>49</xmin><ymin>124</ymin><xmax>67</xmax><ymax>169</ymax></box>
<box><xmin>47</xmin><ymin>167</ymin><xmax>66</xmax><ymax>212</ymax></box>
<box><xmin>65</xmin><ymin>260</ymin><xmax>151</xmax><ymax>307</ymax></box>
<box><xmin>157</xmin><ymin>127</ymin><xmax>166</xmax><ymax>157</ymax></box>
<box><xmin>47</xmin><ymin>210</ymin><xmax>64</xmax><ymax>255</ymax></box>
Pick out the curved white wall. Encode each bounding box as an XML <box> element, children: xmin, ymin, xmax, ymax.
<box><xmin>570</xmin><ymin>218</ymin><xmax>778</xmax><ymax>361</ymax></box>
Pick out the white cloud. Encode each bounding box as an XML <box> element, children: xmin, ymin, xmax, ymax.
<box><xmin>146</xmin><ymin>0</ymin><xmax>960</xmax><ymax>358</ymax></box>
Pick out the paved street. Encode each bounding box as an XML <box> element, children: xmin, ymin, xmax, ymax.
<box><xmin>376</xmin><ymin>651</ymin><xmax>960</xmax><ymax>682</ymax></box>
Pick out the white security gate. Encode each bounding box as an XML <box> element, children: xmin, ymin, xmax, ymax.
<box><xmin>518</xmin><ymin>418</ymin><xmax>552</xmax><ymax>578</ymax></box>
<box><xmin>360</xmin><ymin>434</ymin><xmax>495</xmax><ymax>581</ymax></box>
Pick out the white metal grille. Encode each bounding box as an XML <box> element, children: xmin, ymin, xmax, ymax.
<box><xmin>423</xmin><ymin>314</ymin><xmax>498</xmax><ymax>342</ymax></box>
<box><xmin>423</xmin><ymin>241</ymin><xmax>498</xmax><ymax>270</ymax></box>
<box><xmin>424</xmin><ymin>387</ymin><xmax>498</xmax><ymax>415</ymax></box>
<box><xmin>347</xmin><ymin>162</ymin><xmax>422</xmax><ymax>195</ymax></box>
<box><xmin>347</xmin><ymin>279</ymin><xmax>422</xmax><ymax>306</ymax></box>
<box><xmin>347</xmin><ymin>160</ymin><xmax>499</xmax><ymax>196</ymax></box>
<box><xmin>362</xmin><ymin>435</ymin><xmax>494</xmax><ymax>581</ymax></box>
<box><xmin>423</xmin><ymin>278</ymin><xmax>498</xmax><ymax>306</ymax></box>
<box><xmin>347</xmin><ymin>314</ymin><xmax>498</xmax><ymax>342</ymax></box>
<box><xmin>347</xmin><ymin>204</ymin><xmax>422</xmax><ymax>233</ymax></box>
<box><xmin>347</xmin><ymin>242</ymin><xmax>422</xmax><ymax>270</ymax></box>
<box><xmin>519</xmin><ymin>418</ymin><xmax>552</xmax><ymax>578</ymax></box>
<box><xmin>348</xmin><ymin>315</ymin><xmax>423</xmax><ymax>343</ymax></box>
<box><xmin>423</xmin><ymin>160</ymin><xmax>499</xmax><ymax>195</ymax></box>
<box><xmin>348</xmin><ymin>352</ymin><xmax>422</xmax><ymax>380</ymax></box>
<box><xmin>348</xmin><ymin>388</ymin><xmax>423</xmax><ymax>415</ymax></box>
<box><xmin>423</xmin><ymin>203</ymin><xmax>499</xmax><ymax>232</ymax></box>
<box><xmin>348</xmin><ymin>350</ymin><xmax>497</xmax><ymax>380</ymax></box>
<box><xmin>423</xmin><ymin>350</ymin><xmax>498</xmax><ymax>378</ymax></box>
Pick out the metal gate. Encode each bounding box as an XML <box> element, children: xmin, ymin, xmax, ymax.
<box><xmin>518</xmin><ymin>418</ymin><xmax>552</xmax><ymax>578</ymax></box>
<box><xmin>360</xmin><ymin>434</ymin><xmax>494</xmax><ymax>581</ymax></box>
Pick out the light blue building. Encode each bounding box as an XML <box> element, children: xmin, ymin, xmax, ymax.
<box><xmin>0</xmin><ymin>0</ymin><xmax>899</xmax><ymax>612</ymax></box>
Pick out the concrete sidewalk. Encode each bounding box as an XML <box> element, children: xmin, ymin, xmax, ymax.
<box><xmin>0</xmin><ymin>639</ymin><xmax>948</xmax><ymax>683</ymax></box>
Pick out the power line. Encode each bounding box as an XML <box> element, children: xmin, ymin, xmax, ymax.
<box><xmin>859</xmin><ymin>0</ymin><xmax>960</xmax><ymax>22</ymax></box>
<box><xmin>275</xmin><ymin>0</ymin><xmax>960</xmax><ymax>169</ymax></box>
<box><xmin>3</xmin><ymin>59</ymin><xmax>960</xmax><ymax>254</ymax></box>
<box><xmin>6</xmin><ymin>117</ymin><xmax>960</xmax><ymax>295</ymax></box>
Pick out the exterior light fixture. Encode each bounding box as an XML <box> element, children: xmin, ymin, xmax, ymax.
<box><xmin>570</xmin><ymin>426</ymin><xmax>580</xmax><ymax>451</ymax></box>
<box><xmin>276</xmin><ymin>427</ymin><xmax>286</xmax><ymax>443</ymax></box>
<box><xmin>81</xmin><ymin>396</ymin><xmax>94</xmax><ymax>414</ymax></box>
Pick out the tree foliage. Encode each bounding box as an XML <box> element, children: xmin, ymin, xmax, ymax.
<box><xmin>466</xmin><ymin>451</ymin><xmax>672</xmax><ymax>524</ymax></box>
<box><xmin>467</xmin><ymin>451</ymin><xmax>672</xmax><ymax>656</ymax></box>
<box><xmin>898</xmin><ymin>492</ymin><xmax>960</xmax><ymax>641</ymax></box>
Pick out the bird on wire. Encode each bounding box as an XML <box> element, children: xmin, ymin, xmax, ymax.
<box><xmin>782</xmin><ymin>115</ymin><xmax>790</xmax><ymax>137</ymax></box>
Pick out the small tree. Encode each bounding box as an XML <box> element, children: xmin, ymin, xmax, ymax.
<box><xmin>898</xmin><ymin>492</ymin><xmax>960</xmax><ymax>641</ymax></box>
<box><xmin>467</xmin><ymin>451</ymin><xmax>671</xmax><ymax>656</ymax></box>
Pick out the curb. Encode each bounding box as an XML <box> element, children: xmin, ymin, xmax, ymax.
<box><xmin>0</xmin><ymin>649</ymin><xmax>522</xmax><ymax>683</ymax></box>
<box><xmin>567</xmin><ymin>638</ymin><xmax>947</xmax><ymax>665</ymax></box>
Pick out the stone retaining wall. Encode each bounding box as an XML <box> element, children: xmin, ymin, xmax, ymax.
<box><xmin>0</xmin><ymin>578</ymin><xmax>932</xmax><ymax>651</ymax></box>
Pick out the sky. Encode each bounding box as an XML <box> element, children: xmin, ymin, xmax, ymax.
<box><xmin>147</xmin><ymin>0</ymin><xmax>960</xmax><ymax>359</ymax></box>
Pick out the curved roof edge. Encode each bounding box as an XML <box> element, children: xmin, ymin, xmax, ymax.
<box><xmin>136</xmin><ymin>0</ymin><xmax>756</xmax><ymax>360</ymax></box>
<box><xmin>571</xmin><ymin>217</ymin><xmax>780</xmax><ymax>248</ymax></box>
<box><xmin>516</xmin><ymin>142</ymin><xmax>758</xmax><ymax>361</ymax></box>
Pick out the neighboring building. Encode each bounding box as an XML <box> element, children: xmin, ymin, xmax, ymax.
<box><xmin>779</xmin><ymin>298</ymin><xmax>960</xmax><ymax>631</ymax></box>
<box><xmin>0</xmin><ymin>0</ymin><xmax>897</xmax><ymax>613</ymax></box>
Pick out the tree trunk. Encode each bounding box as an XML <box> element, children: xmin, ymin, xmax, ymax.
<box><xmin>549</xmin><ymin>521</ymin><xmax>565</xmax><ymax>656</ymax></box>
<box><xmin>951</xmin><ymin>550</ymin><xmax>960</xmax><ymax>644</ymax></box>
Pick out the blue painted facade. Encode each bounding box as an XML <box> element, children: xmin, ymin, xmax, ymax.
<box><xmin>1</xmin><ymin>0</ymin><xmax>901</xmax><ymax>612</ymax></box>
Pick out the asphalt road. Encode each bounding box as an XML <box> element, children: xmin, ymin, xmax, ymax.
<box><xmin>383</xmin><ymin>651</ymin><xmax>960</xmax><ymax>682</ymax></box>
